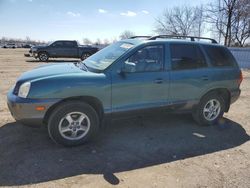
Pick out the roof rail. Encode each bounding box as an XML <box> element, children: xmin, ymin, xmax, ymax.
<box><xmin>148</xmin><ymin>35</ymin><xmax>218</xmax><ymax>44</ymax></box>
<box><xmin>129</xmin><ymin>36</ymin><xmax>152</xmax><ymax>39</ymax></box>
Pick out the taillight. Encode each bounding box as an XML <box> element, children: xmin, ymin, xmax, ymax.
<box><xmin>238</xmin><ymin>70</ymin><xmax>243</xmax><ymax>85</ymax></box>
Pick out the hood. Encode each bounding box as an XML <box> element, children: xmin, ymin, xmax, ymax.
<box><xmin>34</xmin><ymin>45</ymin><xmax>47</xmax><ymax>48</ymax></box>
<box><xmin>32</xmin><ymin>45</ymin><xmax>48</xmax><ymax>50</ymax></box>
<box><xmin>18</xmin><ymin>63</ymin><xmax>92</xmax><ymax>82</ymax></box>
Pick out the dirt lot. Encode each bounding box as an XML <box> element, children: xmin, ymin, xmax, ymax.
<box><xmin>0</xmin><ymin>48</ymin><xmax>250</xmax><ymax>188</ymax></box>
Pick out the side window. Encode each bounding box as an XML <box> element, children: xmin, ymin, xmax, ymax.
<box><xmin>124</xmin><ymin>45</ymin><xmax>164</xmax><ymax>72</ymax></box>
<box><xmin>170</xmin><ymin>44</ymin><xmax>207</xmax><ymax>70</ymax></box>
<box><xmin>64</xmin><ymin>41</ymin><xmax>75</xmax><ymax>48</ymax></box>
<box><xmin>203</xmin><ymin>45</ymin><xmax>236</xmax><ymax>67</ymax></box>
<box><xmin>52</xmin><ymin>41</ymin><xmax>63</xmax><ymax>48</ymax></box>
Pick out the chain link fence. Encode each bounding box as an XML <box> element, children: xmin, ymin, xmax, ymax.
<box><xmin>229</xmin><ymin>48</ymin><xmax>250</xmax><ymax>69</ymax></box>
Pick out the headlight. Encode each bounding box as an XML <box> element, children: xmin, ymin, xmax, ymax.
<box><xmin>32</xmin><ymin>47</ymin><xmax>37</xmax><ymax>52</ymax></box>
<box><xmin>18</xmin><ymin>82</ymin><xmax>31</xmax><ymax>98</ymax></box>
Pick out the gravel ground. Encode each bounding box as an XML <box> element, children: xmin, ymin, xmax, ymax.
<box><xmin>0</xmin><ymin>49</ymin><xmax>249</xmax><ymax>188</ymax></box>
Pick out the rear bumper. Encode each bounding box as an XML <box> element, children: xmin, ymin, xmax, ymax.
<box><xmin>230</xmin><ymin>88</ymin><xmax>241</xmax><ymax>104</ymax></box>
<box><xmin>7</xmin><ymin>90</ymin><xmax>60</xmax><ymax>127</ymax></box>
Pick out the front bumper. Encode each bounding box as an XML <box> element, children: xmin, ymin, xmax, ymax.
<box><xmin>24</xmin><ymin>51</ymin><xmax>38</xmax><ymax>58</ymax></box>
<box><xmin>32</xmin><ymin>51</ymin><xmax>38</xmax><ymax>58</ymax></box>
<box><xmin>7</xmin><ymin>89</ymin><xmax>60</xmax><ymax>126</ymax></box>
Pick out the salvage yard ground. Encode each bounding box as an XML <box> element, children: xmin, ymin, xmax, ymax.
<box><xmin>0</xmin><ymin>49</ymin><xmax>250</xmax><ymax>188</ymax></box>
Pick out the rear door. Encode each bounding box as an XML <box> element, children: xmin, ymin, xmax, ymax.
<box><xmin>202</xmin><ymin>45</ymin><xmax>241</xmax><ymax>92</ymax></box>
<box><xmin>169</xmin><ymin>43</ymin><xmax>211</xmax><ymax>106</ymax></box>
<box><xmin>62</xmin><ymin>41</ymin><xmax>78</xmax><ymax>58</ymax></box>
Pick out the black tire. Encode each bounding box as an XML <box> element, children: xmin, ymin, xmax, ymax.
<box><xmin>81</xmin><ymin>53</ymin><xmax>91</xmax><ymax>61</ymax></box>
<box><xmin>38</xmin><ymin>52</ymin><xmax>49</xmax><ymax>62</ymax></box>
<box><xmin>192</xmin><ymin>92</ymin><xmax>225</xmax><ymax>126</ymax></box>
<box><xmin>48</xmin><ymin>101</ymin><xmax>100</xmax><ymax>146</ymax></box>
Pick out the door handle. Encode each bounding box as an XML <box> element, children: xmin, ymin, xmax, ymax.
<box><xmin>154</xmin><ymin>79</ymin><xmax>163</xmax><ymax>84</ymax></box>
<box><xmin>201</xmin><ymin>76</ymin><xmax>209</xmax><ymax>81</ymax></box>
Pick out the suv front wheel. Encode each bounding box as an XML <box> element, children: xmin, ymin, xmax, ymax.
<box><xmin>192</xmin><ymin>92</ymin><xmax>225</xmax><ymax>126</ymax></box>
<box><xmin>48</xmin><ymin>101</ymin><xmax>100</xmax><ymax>146</ymax></box>
<box><xmin>38</xmin><ymin>52</ymin><xmax>49</xmax><ymax>62</ymax></box>
<box><xmin>81</xmin><ymin>53</ymin><xmax>91</xmax><ymax>61</ymax></box>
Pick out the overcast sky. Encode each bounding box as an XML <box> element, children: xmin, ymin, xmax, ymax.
<box><xmin>0</xmin><ymin>0</ymin><xmax>209</xmax><ymax>43</ymax></box>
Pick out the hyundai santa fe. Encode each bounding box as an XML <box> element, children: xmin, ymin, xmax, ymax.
<box><xmin>7</xmin><ymin>35</ymin><xmax>242</xmax><ymax>146</ymax></box>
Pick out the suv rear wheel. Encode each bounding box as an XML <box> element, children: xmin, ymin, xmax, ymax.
<box><xmin>48</xmin><ymin>101</ymin><xmax>99</xmax><ymax>146</ymax></box>
<box><xmin>192</xmin><ymin>92</ymin><xmax>225</xmax><ymax>126</ymax></box>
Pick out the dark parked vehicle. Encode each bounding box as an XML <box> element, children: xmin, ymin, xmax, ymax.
<box><xmin>28</xmin><ymin>40</ymin><xmax>98</xmax><ymax>61</ymax></box>
<box><xmin>8</xmin><ymin>35</ymin><xmax>242</xmax><ymax>146</ymax></box>
<box><xmin>22</xmin><ymin>44</ymin><xmax>33</xmax><ymax>48</ymax></box>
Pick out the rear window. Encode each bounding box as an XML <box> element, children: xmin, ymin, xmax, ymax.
<box><xmin>203</xmin><ymin>45</ymin><xmax>237</xmax><ymax>67</ymax></box>
<box><xmin>170</xmin><ymin>44</ymin><xmax>207</xmax><ymax>70</ymax></box>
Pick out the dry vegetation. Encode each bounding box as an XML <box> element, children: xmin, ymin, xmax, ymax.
<box><xmin>0</xmin><ymin>49</ymin><xmax>250</xmax><ymax>187</ymax></box>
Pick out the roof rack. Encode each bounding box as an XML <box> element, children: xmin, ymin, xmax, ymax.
<box><xmin>129</xmin><ymin>36</ymin><xmax>152</xmax><ymax>39</ymax></box>
<box><xmin>148</xmin><ymin>35</ymin><xmax>218</xmax><ymax>44</ymax></box>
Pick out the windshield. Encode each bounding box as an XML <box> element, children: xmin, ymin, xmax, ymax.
<box><xmin>48</xmin><ymin>41</ymin><xmax>54</xmax><ymax>46</ymax></box>
<box><xmin>83</xmin><ymin>41</ymin><xmax>134</xmax><ymax>70</ymax></box>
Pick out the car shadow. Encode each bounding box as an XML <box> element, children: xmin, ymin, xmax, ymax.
<box><xmin>26</xmin><ymin>59</ymin><xmax>80</xmax><ymax>63</ymax></box>
<box><xmin>0</xmin><ymin>114</ymin><xmax>249</xmax><ymax>186</ymax></box>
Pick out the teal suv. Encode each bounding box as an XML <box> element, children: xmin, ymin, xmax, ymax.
<box><xmin>7</xmin><ymin>35</ymin><xmax>242</xmax><ymax>146</ymax></box>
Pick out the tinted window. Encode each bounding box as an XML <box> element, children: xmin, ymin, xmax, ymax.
<box><xmin>170</xmin><ymin>44</ymin><xmax>206</xmax><ymax>70</ymax></box>
<box><xmin>204</xmin><ymin>45</ymin><xmax>236</xmax><ymax>67</ymax></box>
<box><xmin>125</xmin><ymin>45</ymin><xmax>164</xmax><ymax>72</ymax></box>
<box><xmin>52</xmin><ymin>41</ymin><xmax>63</xmax><ymax>47</ymax></box>
<box><xmin>64</xmin><ymin>41</ymin><xmax>75</xmax><ymax>47</ymax></box>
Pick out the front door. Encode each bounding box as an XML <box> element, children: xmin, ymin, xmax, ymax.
<box><xmin>111</xmin><ymin>44</ymin><xmax>170</xmax><ymax>113</ymax></box>
<box><xmin>49</xmin><ymin>41</ymin><xmax>65</xmax><ymax>57</ymax></box>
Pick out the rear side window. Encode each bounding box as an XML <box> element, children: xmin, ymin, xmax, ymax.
<box><xmin>203</xmin><ymin>45</ymin><xmax>236</xmax><ymax>67</ymax></box>
<box><xmin>170</xmin><ymin>44</ymin><xmax>207</xmax><ymax>70</ymax></box>
<box><xmin>64</xmin><ymin>41</ymin><xmax>75</xmax><ymax>47</ymax></box>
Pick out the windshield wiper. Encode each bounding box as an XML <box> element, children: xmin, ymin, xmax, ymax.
<box><xmin>81</xmin><ymin>62</ymin><xmax>89</xmax><ymax>71</ymax></box>
<box><xmin>75</xmin><ymin>62</ymin><xmax>88</xmax><ymax>71</ymax></box>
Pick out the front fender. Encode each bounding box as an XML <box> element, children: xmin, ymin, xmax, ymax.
<box><xmin>28</xmin><ymin>73</ymin><xmax>112</xmax><ymax>113</ymax></box>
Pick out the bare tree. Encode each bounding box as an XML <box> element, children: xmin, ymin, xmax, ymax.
<box><xmin>0</xmin><ymin>37</ymin><xmax>7</xmax><ymax>44</ymax></box>
<box><xmin>0</xmin><ymin>36</ymin><xmax>46</xmax><ymax>46</ymax></box>
<box><xmin>82</xmin><ymin>38</ymin><xmax>92</xmax><ymax>45</ymax></box>
<box><xmin>111</xmin><ymin>37</ymin><xmax>118</xmax><ymax>43</ymax></box>
<box><xmin>205</xmin><ymin>0</ymin><xmax>247</xmax><ymax>46</ymax></box>
<box><xmin>119</xmin><ymin>30</ymin><xmax>135</xmax><ymax>39</ymax></box>
<box><xmin>25</xmin><ymin>36</ymin><xmax>31</xmax><ymax>42</ymax></box>
<box><xmin>155</xmin><ymin>5</ymin><xmax>204</xmax><ymax>36</ymax></box>
<box><xmin>231</xmin><ymin>0</ymin><xmax>250</xmax><ymax>46</ymax></box>
<box><xmin>195</xmin><ymin>5</ymin><xmax>205</xmax><ymax>37</ymax></box>
<box><xmin>103</xmin><ymin>38</ymin><xmax>109</xmax><ymax>45</ymax></box>
<box><xmin>95</xmin><ymin>38</ymin><xmax>102</xmax><ymax>45</ymax></box>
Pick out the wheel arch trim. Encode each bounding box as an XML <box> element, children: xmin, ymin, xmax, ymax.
<box><xmin>198</xmin><ymin>88</ymin><xmax>231</xmax><ymax>112</ymax></box>
<box><xmin>43</xmin><ymin>96</ymin><xmax>104</xmax><ymax>125</ymax></box>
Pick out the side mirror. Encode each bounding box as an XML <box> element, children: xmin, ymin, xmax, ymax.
<box><xmin>123</xmin><ymin>62</ymin><xmax>136</xmax><ymax>73</ymax></box>
<box><xmin>117</xmin><ymin>62</ymin><xmax>136</xmax><ymax>77</ymax></box>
